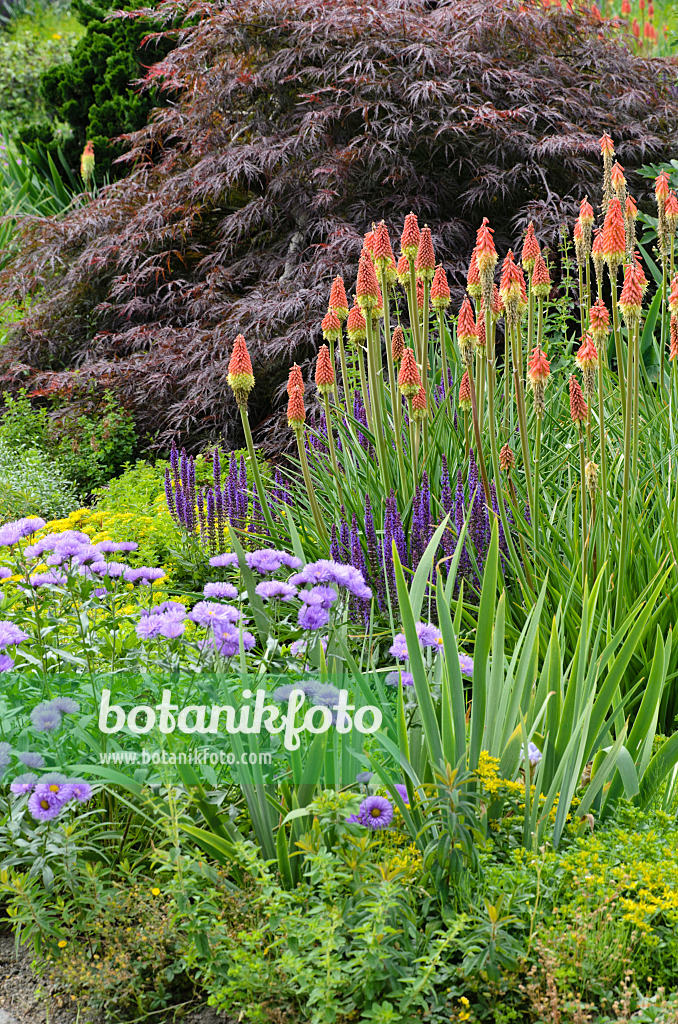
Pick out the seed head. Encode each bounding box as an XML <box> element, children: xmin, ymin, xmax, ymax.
<box><xmin>398</xmin><ymin>348</ymin><xmax>422</xmax><ymax>397</ymax></box>
<box><xmin>458</xmin><ymin>370</ymin><xmax>471</xmax><ymax>412</ymax></box>
<box><xmin>346</xmin><ymin>303</ymin><xmax>367</xmax><ymax>347</ymax></box>
<box><xmin>521</xmin><ymin>222</ymin><xmax>540</xmax><ymax>272</ymax></box>
<box><xmin>415</xmin><ymin>225</ymin><xmax>436</xmax><ymax>282</ymax></box>
<box><xmin>321</xmin><ymin>308</ymin><xmax>342</xmax><ymax>342</ymax></box>
<box><xmin>391</xmin><ymin>325</ymin><xmax>405</xmax><ymax>362</ymax></box>
<box><xmin>466</xmin><ymin>247</ymin><xmax>481</xmax><ymax>300</ymax></box>
<box><xmin>569</xmin><ymin>375</ymin><xmax>588</xmax><ymax>424</ymax></box>
<box><xmin>585</xmin><ymin>460</ymin><xmax>598</xmax><ymax>499</ymax></box>
<box><xmin>315</xmin><ymin>345</ymin><xmax>335</xmax><ymax>395</ymax></box>
<box><xmin>670</xmin><ymin>273</ymin><xmax>678</xmax><ymax>315</ymax></box>
<box><xmin>670</xmin><ymin>315</ymin><xmax>678</xmax><ymax>362</ymax></box>
<box><xmin>430</xmin><ymin>265</ymin><xmax>451</xmax><ymax>310</ymax></box>
<box><xmin>227</xmin><ymin>334</ymin><xmax>255</xmax><ymax>407</ymax></box>
<box><xmin>329</xmin><ymin>276</ymin><xmax>349</xmax><ymax>321</ymax></box>
<box><xmin>400</xmin><ymin>212</ymin><xmax>420</xmax><ymax>260</ymax></box>
<box><xmin>499</xmin><ymin>443</ymin><xmax>515</xmax><ymax>472</ymax></box>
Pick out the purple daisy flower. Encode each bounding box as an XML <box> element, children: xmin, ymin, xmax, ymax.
<box><xmin>157</xmin><ymin>615</ymin><xmax>185</xmax><ymax>639</ymax></box>
<box><xmin>389</xmin><ymin>634</ymin><xmax>409</xmax><ymax>661</ymax></box>
<box><xmin>459</xmin><ymin>654</ymin><xmax>474</xmax><ymax>678</ymax></box>
<box><xmin>125</xmin><ymin>566</ymin><xmax>166</xmax><ymax>583</ymax></box>
<box><xmin>203</xmin><ymin>581</ymin><xmax>239</xmax><ymax>600</ymax></box>
<box><xmin>28</xmin><ymin>787</ymin><xmax>66</xmax><ymax>821</ymax></box>
<box><xmin>299</xmin><ymin>586</ymin><xmax>337</xmax><ymax>610</ymax></box>
<box><xmin>0</xmin><ymin>622</ymin><xmax>29</xmax><ymax>649</ymax></box>
<box><xmin>209</xmin><ymin>553</ymin><xmax>238</xmax><ymax>568</ymax></box>
<box><xmin>0</xmin><ymin>518</ymin><xmax>46</xmax><ymax>547</ymax></box>
<box><xmin>255</xmin><ymin>580</ymin><xmax>298</xmax><ymax>602</ymax></box>
<box><xmin>189</xmin><ymin>601</ymin><xmax>241</xmax><ymax>628</ymax></box>
<box><xmin>30</xmin><ymin>703</ymin><xmax>63</xmax><ymax>732</ymax></box>
<box><xmin>358</xmin><ymin>795</ymin><xmax>394</xmax><ymax>830</ymax></box>
<box><xmin>212</xmin><ymin>626</ymin><xmax>256</xmax><ymax>657</ymax></box>
<box><xmin>16</xmin><ymin>751</ymin><xmax>45</xmax><ymax>769</ymax></box>
<box><xmin>270</xmin><ymin>682</ymin><xmax>307</xmax><ymax>703</ymax></box>
<box><xmin>49</xmin><ymin>697</ymin><xmax>79</xmax><ymax>715</ymax></box>
<box><xmin>0</xmin><ymin>568</ymin><xmax>12</xmax><ymax>581</ymax></box>
<box><xmin>345</xmin><ymin>814</ymin><xmax>360</xmax><ymax>823</ymax></box>
<box><xmin>95</xmin><ymin>540</ymin><xmax>139</xmax><ymax>553</ymax></box>
<box><xmin>10</xmin><ymin>772</ymin><xmax>38</xmax><ymax>795</ymax></box>
<box><xmin>394</xmin><ymin>783</ymin><xmax>410</xmax><ymax>805</ymax></box>
<box><xmin>289</xmin><ymin>560</ymin><xmax>372</xmax><ymax>601</ymax></box>
<box><xmin>297</xmin><ymin>604</ymin><xmax>330</xmax><ymax>631</ymax></box>
<box><xmin>62</xmin><ymin>779</ymin><xmax>92</xmax><ymax>803</ymax></box>
<box><xmin>136</xmin><ymin>615</ymin><xmax>165</xmax><ymax>640</ymax></box>
<box><xmin>304</xmin><ymin>682</ymin><xmax>341</xmax><ymax>707</ymax></box>
<box><xmin>385</xmin><ymin>670</ymin><xmax>415</xmax><ymax>687</ymax></box>
<box><xmin>28</xmin><ymin>572</ymin><xmax>67</xmax><ymax>587</ymax></box>
<box><xmin>0</xmin><ymin>654</ymin><xmax>14</xmax><ymax>673</ymax></box>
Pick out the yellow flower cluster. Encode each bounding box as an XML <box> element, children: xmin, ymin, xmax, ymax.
<box><xmin>475</xmin><ymin>750</ymin><xmax>524</xmax><ymax>799</ymax></box>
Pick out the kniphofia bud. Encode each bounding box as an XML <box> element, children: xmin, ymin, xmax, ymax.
<box><xmin>499</xmin><ymin>443</ymin><xmax>515</xmax><ymax>472</ymax></box>
<box><xmin>356</xmin><ymin>253</ymin><xmax>380</xmax><ymax>311</ymax></box>
<box><xmin>569</xmin><ymin>375</ymin><xmax>588</xmax><ymax>424</ymax></box>
<box><xmin>522</xmin><ymin>222</ymin><xmax>540</xmax><ymax>272</ymax></box>
<box><xmin>456</xmin><ymin>296</ymin><xmax>478</xmax><ymax>366</ymax></box>
<box><xmin>315</xmin><ymin>345</ymin><xmax>335</xmax><ymax>396</ymax></box>
<box><xmin>398</xmin><ymin>348</ymin><xmax>422</xmax><ymax>397</ymax></box>
<box><xmin>400</xmin><ymin>212</ymin><xmax>420</xmax><ymax>260</ymax></box>
<box><xmin>415</xmin><ymin>225</ymin><xmax>436</xmax><ymax>282</ymax></box>
<box><xmin>391</xmin><ymin>325</ymin><xmax>405</xmax><ymax>362</ymax></box>
<box><xmin>458</xmin><ymin>371</ymin><xmax>472</xmax><ymax>412</ymax></box>
<box><xmin>412</xmin><ymin>385</ymin><xmax>428</xmax><ymax>420</ymax></box>
<box><xmin>287</xmin><ymin>384</ymin><xmax>306</xmax><ymax>433</ymax></box>
<box><xmin>466</xmin><ymin>247</ymin><xmax>481</xmax><ymax>300</ymax></box>
<box><xmin>321</xmin><ymin>308</ymin><xmax>342</xmax><ymax>342</ymax></box>
<box><xmin>346</xmin><ymin>303</ymin><xmax>367</xmax><ymax>347</ymax></box>
<box><xmin>601</xmin><ymin>198</ymin><xmax>626</xmax><ymax>269</ymax></box>
<box><xmin>80</xmin><ymin>140</ymin><xmax>95</xmax><ymax>185</ymax></box>
<box><xmin>531</xmin><ymin>253</ymin><xmax>551</xmax><ymax>298</ymax></box>
<box><xmin>430</xmin><ymin>265</ymin><xmax>451</xmax><ymax>310</ymax></box>
<box><xmin>329</xmin><ymin>276</ymin><xmax>349</xmax><ymax>321</ymax></box>
<box><xmin>670</xmin><ymin>315</ymin><xmax>678</xmax><ymax>362</ymax></box>
<box><xmin>227</xmin><ymin>334</ymin><xmax>255</xmax><ymax>407</ymax></box>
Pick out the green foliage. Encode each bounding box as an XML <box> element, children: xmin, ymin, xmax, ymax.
<box><xmin>0</xmin><ymin>439</ymin><xmax>77</xmax><ymax>520</ymax></box>
<box><xmin>38</xmin><ymin>0</ymin><xmax>174</xmax><ymax>181</ymax></box>
<box><xmin>0</xmin><ymin>389</ymin><xmax>136</xmax><ymax>499</ymax></box>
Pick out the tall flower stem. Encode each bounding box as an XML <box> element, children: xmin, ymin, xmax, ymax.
<box><xmin>356</xmin><ymin>348</ymin><xmax>372</xmax><ymax>431</ymax></box>
<box><xmin>337</xmin><ymin>330</ymin><xmax>351</xmax><ymax>410</ymax></box>
<box><xmin>296</xmin><ymin>430</ymin><xmax>328</xmax><ymax>544</ymax></box>
<box><xmin>632</xmin><ymin>312</ymin><xmax>641</xmax><ymax>477</ymax></box>
<box><xmin>615</xmin><ymin>320</ymin><xmax>637</xmax><ymax>626</ymax></box>
<box><xmin>406</xmin><ymin>398</ymin><xmax>418</xmax><ymax>491</ymax></box>
<box><xmin>597</xmin><ymin>357</ymin><xmax>609</xmax><ymax>558</ymax></box>
<box><xmin>328</xmin><ymin>336</ymin><xmax>340</xmax><ymax>406</ymax></box>
<box><xmin>533</xmin><ymin>415</ymin><xmax>542</xmax><ymax>554</ymax></box>
<box><xmin>467</xmin><ymin>368</ymin><xmax>491</xmax><ymax>504</ymax></box>
<box><xmin>407</xmin><ymin>259</ymin><xmax>423</xmax><ymax>363</ymax></box>
<box><xmin>322</xmin><ymin>393</ymin><xmax>343</xmax><ymax>506</ymax></box>
<box><xmin>239</xmin><ymin>406</ymin><xmax>277</xmax><ymax>537</ymax></box>
<box><xmin>578</xmin><ymin>424</ymin><xmax>588</xmax><ymax>590</ymax></box>
<box><xmin>381</xmin><ymin>270</ymin><xmax>407</xmax><ymax>488</ymax></box>
<box><xmin>661</xmin><ymin>256</ymin><xmax>667</xmax><ymax>393</ymax></box>
<box><xmin>437</xmin><ymin>310</ymin><xmax>450</xmax><ymax>398</ymax></box>
<box><xmin>365</xmin><ymin>313</ymin><xmax>391</xmax><ymax>494</ymax></box>
<box><xmin>422</xmin><ymin>278</ymin><xmax>431</xmax><ymax>409</ymax></box>
<box><xmin>610</xmin><ymin>275</ymin><xmax>626</xmax><ymax>430</ymax></box>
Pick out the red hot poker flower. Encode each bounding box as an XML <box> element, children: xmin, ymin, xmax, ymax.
<box><xmin>321</xmin><ymin>308</ymin><xmax>342</xmax><ymax>342</ymax></box>
<box><xmin>315</xmin><ymin>345</ymin><xmax>335</xmax><ymax>395</ymax></box>
<box><xmin>458</xmin><ymin>371</ymin><xmax>471</xmax><ymax>412</ymax></box>
<box><xmin>329</xmin><ymin>276</ymin><xmax>349</xmax><ymax>321</ymax></box>
<box><xmin>670</xmin><ymin>315</ymin><xmax>678</xmax><ymax>362</ymax></box>
<box><xmin>415</xmin><ymin>225</ymin><xmax>436</xmax><ymax>282</ymax></box>
<box><xmin>430</xmin><ymin>265</ymin><xmax>451</xmax><ymax>310</ymax></box>
<box><xmin>346</xmin><ymin>303</ymin><xmax>367</xmax><ymax>346</ymax></box>
<box><xmin>391</xmin><ymin>325</ymin><xmax>405</xmax><ymax>362</ymax></box>
<box><xmin>287</xmin><ymin>363</ymin><xmax>304</xmax><ymax>395</ymax></box>
<box><xmin>227</xmin><ymin>334</ymin><xmax>255</xmax><ymax>406</ymax></box>
<box><xmin>400</xmin><ymin>212</ymin><xmax>420</xmax><ymax>260</ymax></box>
<box><xmin>589</xmin><ymin>298</ymin><xmax>610</xmax><ymax>340</ymax></box>
<box><xmin>412</xmin><ymin>385</ymin><xmax>428</xmax><ymax>420</ymax></box>
<box><xmin>287</xmin><ymin>385</ymin><xmax>306</xmax><ymax>433</ymax></box>
<box><xmin>521</xmin><ymin>222</ymin><xmax>540</xmax><ymax>272</ymax></box>
<box><xmin>467</xmin><ymin>247</ymin><xmax>481</xmax><ymax>299</ymax></box>
<box><xmin>531</xmin><ymin>253</ymin><xmax>551</xmax><ymax>298</ymax></box>
<box><xmin>655</xmin><ymin>171</ymin><xmax>670</xmax><ymax>203</ymax></box>
<box><xmin>527</xmin><ymin>346</ymin><xmax>551</xmax><ymax>385</ymax></box>
<box><xmin>599</xmin><ymin>133</ymin><xmax>615</xmax><ymax>157</ymax></box>
<box><xmin>396</xmin><ymin>254</ymin><xmax>410</xmax><ymax>287</ymax></box>
<box><xmin>398</xmin><ymin>348</ymin><xmax>422</xmax><ymax>397</ymax></box>
<box><xmin>356</xmin><ymin>253</ymin><xmax>380</xmax><ymax>311</ymax></box>
<box><xmin>602</xmin><ymin>198</ymin><xmax>626</xmax><ymax>267</ymax></box>
<box><xmin>373</xmin><ymin>221</ymin><xmax>396</xmax><ymax>277</ymax></box>
<box><xmin>569</xmin><ymin>375</ymin><xmax>588</xmax><ymax>424</ymax></box>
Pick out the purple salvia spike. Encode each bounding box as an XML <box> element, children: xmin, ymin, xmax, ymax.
<box><xmin>239</xmin><ymin>455</ymin><xmax>247</xmax><ymax>490</ymax></box>
<box><xmin>164</xmin><ymin>467</ymin><xmax>176</xmax><ymax>522</ymax></box>
<box><xmin>207</xmin><ymin>489</ymin><xmax>217</xmax><ymax>554</ymax></box>
<box><xmin>196</xmin><ymin>489</ymin><xmax>206</xmax><ymax>545</ymax></box>
<box><xmin>330</xmin><ymin>524</ymin><xmax>341</xmax><ymax>563</ymax></box>
<box><xmin>364</xmin><ymin>495</ymin><xmax>384</xmax><ymax>607</ymax></box>
<box><xmin>213</xmin><ymin>448</ymin><xmax>221</xmax><ymax>490</ymax></box>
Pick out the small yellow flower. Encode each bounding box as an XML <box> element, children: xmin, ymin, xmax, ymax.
<box><xmin>58</xmin><ymin>940</ymin><xmax>67</xmax><ymax>948</ymax></box>
<box><xmin>151</xmin><ymin>887</ymin><xmax>160</xmax><ymax>896</ymax></box>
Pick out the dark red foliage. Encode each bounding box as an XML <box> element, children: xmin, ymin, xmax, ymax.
<box><xmin>1</xmin><ymin>0</ymin><xmax>677</xmax><ymax>451</ymax></box>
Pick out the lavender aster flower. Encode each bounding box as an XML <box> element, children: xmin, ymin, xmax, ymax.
<box><xmin>358</xmin><ymin>795</ymin><xmax>394</xmax><ymax>830</ymax></box>
<box><xmin>95</xmin><ymin>540</ymin><xmax>139</xmax><ymax>553</ymax></box>
<box><xmin>28</xmin><ymin>787</ymin><xmax>66</xmax><ymax>821</ymax></box>
<box><xmin>28</xmin><ymin>571</ymin><xmax>67</xmax><ymax>588</ymax></box>
<box><xmin>527</xmin><ymin>742</ymin><xmax>542</xmax><ymax>766</ymax></box>
<box><xmin>299</xmin><ymin>585</ymin><xmax>337</xmax><ymax>610</ymax></box>
<box><xmin>394</xmin><ymin>783</ymin><xmax>410</xmax><ymax>804</ymax></box>
<box><xmin>303</xmin><ymin>682</ymin><xmax>341</xmax><ymax>707</ymax></box>
<box><xmin>145</xmin><ymin>601</ymin><xmax>186</xmax><ymax>619</ymax></box>
<box><xmin>10</xmin><ymin>772</ymin><xmax>38</xmax><ymax>795</ymax></box>
<box><xmin>389</xmin><ymin>634</ymin><xmax>409</xmax><ymax>660</ymax></box>
<box><xmin>459</xmin><ymin>654</ymin><xmax>474</xmax><ymax>678</ymax></box>
<box><xmin>271</xmin><ymin>682</ymin><xmax>307</xmax><ymax>702</ymax></box>
<box><xmin>203</xmin><ymin>581</ymin><xmax>238</xmax><ymax>600</ymax></box>
<box><xmin>356</xmin><ymin>771</ymin><xmax>374</xmax><ymax>785</ymax></box>
<box><xmin>157</xmin><ymin>615</ymin><xmax>185</xmax><ymax>639</ymax></box>
<box><xmin>0</xmin><ymin>622</ymin><xmax>29</xmax><ymax>648</ymax></box>
<box><xmin>124</xmin><ymin>566</ymin><xmax>166</xmax><ymax>583</ymax></box>
<box><xmin>189</xmin><ymin>602</ymin><xmax>241</xmax><ymax>627</ymax></box>
<box><xmin>136</xmin><ymin>616</ymin><xmax>165</xmax><ymax>640</ymax></box>
<box><xmin>255</xmin><ymin>580</ymin><xmax>298</xmax><ymax>602</ymax></box>
<box><xmin>297</xmin><ymin>604</ymin><xmax>330</xmax><ymax>630</ymax></box>
<box><xmin>16</xmin><ymin>751</ymin><xmax>45</xmax><ymax>769</ymax></box>
<box><xmin>385</xmin><ymin>670</ymin><xmax>414</xmax><ymax>687</ymax></box>
<box><xmin>30</xmin><ymin>703</ymin><xmax>63</xmax><ymax>732</ymax></box>
<box><xmin>63</xmin><ymin>779</ymin><xmax>92</xmax><ymax>802</ymax></box>
<box><xmin>0</xmin><ymin>567</ymin><xmax>11</xmax><ymax>581</ymax></box>
<box><xmin>0</xmin><ymin>742</ymin><xmax>12</xmax><ymax>775</ymax></box>
<box><xmin>0</xmin><ymin>655</ymin><xmax>14</xmax><ymax>672</ymax></box>
<box><xmin>212</xmin><ymin>626</ymin><xmax>256</xmax><ymax>657</ymax></box>
<box><xmin>209</xmin><ymin>553</ymin><xmax>239</xmax><ymax>568</ymax></box>
<box><xmin>0</xmin><ymin>518</ymin><xmax>45</xmax><ymax>547</ymax></box>
<box><xmin>49</xmin><ymin>697</ymin><xmax>79</xmax><ymax>714</ymax></box>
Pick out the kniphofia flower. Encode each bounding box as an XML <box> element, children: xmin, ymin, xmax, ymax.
<box><xmin>400</xmin><ymin>212</ymin><xmax>420</xmax><ymax>260</ymax></box>
<box><xmin>670</xmin><ymin>316</ymin><xmax>678</xmax><ymax>362</ymax></box>
<box><xmin>412</xmin><ymin>385</ymin><xmax>428</xmax><ymax>420</ymax></box>
<box><xmin>415</xmin><ymin>226</ymin><xmax>435</xmax><ymax>282</ymax></box>
<box><xmin>569</xmin><ymin>375</ymin><xmax>588</xmax><ymax>424</ymax></box>
<box><xmin>391</xmin><ymin>325</ymin><xmax>405</xmax><ymax>362</ymax></box>
<box><xmin>618</xmin><ymin>260</ymin><xmax>646</xmax><ymax>326</ymax></box>
<box><xmin>456</xmin><ymin>296</ymin><xmax>478</xmax><ymax>366</ymax></box>
<box><xmin>287</xmin><ymin>383</ymin><xmax>306</xmax><ymax>433</ymax></box>
<box><xmin>329</xmin><ymin>276</ymin><xmax>349</xmax><ymax>320</ymax></box>
<box><xmin>602</xmin><ymin>198</ymin><xmax>626</xmax><ymax>269</ymax></box>
<box><xmin>531</xmin><ymin>253</ymin><xmax>551</xmax><ymax>298</ymax></box>
<box><xmin>666</xmin><ymin>191</ymin><xmax>678</xmax><ymax>236</ymax></box>
<box><xmin>585</xmin><ymin>460</ymin><xmax>599</xmax><ymax>499</ymax></box>
<box><xmin>398</xmin><ymin>348</ymin><xmax>422</xmax><ymax>397</ymax></box>
<box><xmin>521</xmin><ymin>222</ymin><xmax>540</xmax><ymax>272</ymax></box>
<box><xmin>227</xmin><ymin>334</ymin><xmax>255</xmax><ymax>407</ymax></box>
<box><xmin>466</xmin><ymin>247</ymin><xmax>481</xmax><ymax>300</ymax></box>
<box><xmin>287</xmin><ymin>363</ymin><xmax>304</xmax><ymax>394</ymax></box>
<box><xmin>373</xmin><ymin>221</ymin><xmax>397</xmax><ymax>282</ymax></box>
<box><xmin>315</xmin><ymin>345</ymin><xmax>335</xmax><ymax>395</ymax></box>
<box><xmin>475</xmin><ymin>217</ymin><xmax>497</xmax><ymax>305</ymax></box>
<box><xmin>356</xmin><ymin>253</ymin><xmax>380</xmax><ymax>311</ymax></box>
<box><xmin>579</xmin><ymin>197</ymin><xmax>594</xmax><ymax>254</ymax></box>
<box><xmin>527</xmin><ymin>346</ymin><xmax>550</xmax><ymax>416</ymax></box>
<box><xmin>321</xmin><ymin>308</ymin><xmax>342</xmax><ymax>342</ymax></box>
<box><xmin>396</xmin><ymin>254</ymin><xmax>410</xmax><ymax>287</ymax></box>
<box><xmin>430</xmin><ymin>265</ymin><xmax>451</xmax><ymax>310</ymax></box>
<box><xmin>576</xmin><ymin>332</ymin><xmax>599</xmax><ymax>397</ymax></box>
<box><xmin>499</xmin><ymin>443</ymin><xmax>515</xmax><ymax>472</ymax></box>
<box><xmin>669</xmin><ymin>273</ymin><xmax>678</xmax><ymax>315</ymax></box>
<box><xmin>458</xmin><ymin>371</ymin><xmax>471</xmax><ymax>412</ymax></box>
<box><xmin>80</xmin><ymin>140</ymin><xmax>95</xmax><ymax>185</ymax></box>
<box><xmin>346</xmin><ymin>303</ymin><xmax>367</xmax><ymax>347</ymax></box>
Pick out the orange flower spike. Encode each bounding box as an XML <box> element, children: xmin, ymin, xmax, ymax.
<box><xmin>527</xmin><ymin>346</ymin><xmax>551</xmax><ymax>386</ymax></box>
<box><xmin>669</xmin><ymin>273</ymin><xmax>678</xmax><ymax>315</ymax></box>
<box><xmin>287</xmin><ymin>384</ymin><xmax>306</xmax><ymax>433</ymax></box>
<box><xmin>346</xmin><ymin>302</ymin><xmax>367</xmax><ymax>347</ymax></box>
<box><xmin>475</xmin><ymin>217</ymin><xmax>497</xmax><ymax>273</ymax></box>
<box><xmin>579</xmin><ymin>196</ymin><xmax>594</xmax><ymax>256</ymax></box>
<box><xmin>500</xmin><ymin>250</ymin><xmax>520</xmax><ymax>304</ymax></box>
<box><xmin>599</xmin><ymin>133</ymin><xmax>615</xmax><ymax>159</ymax></box>
<box><xmin>400</xmin><ymin>212</ymin><xmax>420</xmax><ymax>260</ymax></box>
<box><xmin>618</xmin><ymin>261</ymin><xmax>645</xmax><ymax>326</ymax></box>
<box><xmin>415</xmin><ymin>225</ymin><xmax>436</xmax><ymax>282</ymax></box>
<box><xmin>602</xmin><ymin>198</ymin><xmax>626</xmax><ymax>268</ymax></box>
<box><xmin>670</xmin><ymin>315</ymin><xmax>678</xmax><ymax>361</ymax></box>
<box><xmin>391</xmin><ymin>325</ymin><xmax>405</xmax><ymax>362</ymax></box>
<box><xmin>589</xmin><ymin>298</ymin><xmax>611</xmax><ymax>342</ymax></box>
<box><xmin>573</xmin><ymin>219</ymin><xmax>586</xmax><ymax>267</ymax></box>
<box><xmin>576</xmin><ymin>332</ymin><xmax>599</xmax><ymax>396</ymax></box>
<box><xmin>665</xmin><ymin>191</ymin><xmax>678</xmax><ymax>235</ymax></box>
<box><xmin>398</xmin><ymin>348</ymin><xmax>422</xmax><ymax>397</ymax></box>
<box><xmin>456</xmin><ymin>296</ymin><xmax>478</xmax><ymax>365</ymax></box>
<box><xmin>625</xmin><ymin>196</ymin><xmax>638</xmax><ymax>221</ymax></box>
<box><xmin>396</xmin><ymin>254</ymin><xmax>410</xmax><ymax>287</ymax></box>
<box><xmin>430</xmin><ymin>265</ymin><xmax>451</xmax><ymax>311</ymax></box>
<box><xmin>227</xmin><ymin>334</ymin><xmax>255</xmax><ymax>407</ymax></box>
<box><xmin>458</xmin><ymin>371</ymin><xmax>472</xmax><ymax>412</ymax></box>
<box><xmin>315</xmin><ymin>345</ymin><xmax>335</xmax><ymax>396</ymax></box>
<box><xmin>321</xmin><ymin>308</ymin><xmax>342</xmax><ymax>342</ymax></box>
<box><xmin>476</xmin><ymin>310</ymin><xmax>486</xmax><ymax>349</ymax></box>
<box><xmin>466</xmin><ymin>247</ymin><xmax>482</xmax><ymax>300</ymax></box>
<box><xmin>521</xmin><ymin>222</ymin><xmax>541</xmax><ymax>273</ymax></box>
<box><xmin>569</xmin><ymin>375</ymin><xmax>588</xmax><ymax>424</ymax></box>
<box><xmin>329</xmin><ymin>276</ymin><xmax>349</xmax><ymax>321</ymax></box>
<box><xmin>531</xmin><ymin>253</ymin><xmax>551</xmax><ymax>298</ymax></box>
<box><xmin>373</xmin><ymin>221</ymin><xmax>397</xmax><ymax>281</ymax></box>
<box><xmin>287</xmin><ymin>363</ymin><xmax>304</xmax><ymax>395</ymax></box>
<box><xmin>356</xmin><ymin>253</ymin><xmax>380</xmax><ymax>312</ymax></box>
<box><xmin>655</xmin><ymin>171</ymin><xmax>670</xmax><ymax>204</ymax></box>
<box><xmin>363</xmin><ymin>230</ymin><xmax>376</xmax><ymax>256</ymax></box>
<box><xmin>490</xmin><ymin>284</ymin><xmax>503</xmax><ymax>321</ymax></box>
<box><xmin>611</xmin><ymin>161</ymin><xmax>626</xmax><ymax>189</ymax></box>
<box><xmin>412</xmin><ymin>384</ymin><xmax>428</xmax><ymax>421</ymax></box>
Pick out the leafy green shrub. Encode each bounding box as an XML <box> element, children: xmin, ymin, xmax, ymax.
<box><xmin>0</xmin><ymin>389</ymin><xmax>136</xmax><ymax>497</ymax></box>
<box><xmin>0</xmin><ymin>440</ymin><xmax>77</xmax><ymax>520</ymax></box>
<box><xmin>37</xmin><ymin>0</ymin><xmax>175</xmax><ymax>181</ymax></box>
